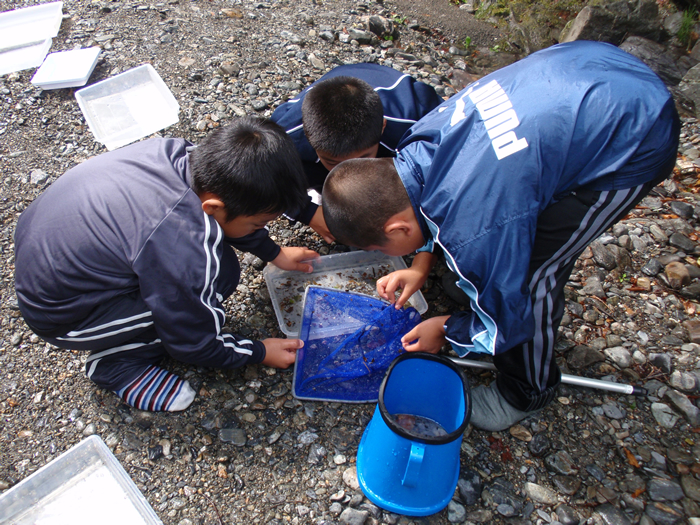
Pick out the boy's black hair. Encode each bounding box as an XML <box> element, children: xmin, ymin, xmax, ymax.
<box><xmin>322</xmin><ymin>158</ymin><xmax>411</xmax><ymax>247</ymax></box>
<box><xmin>190</xmin><ymin>117</ymin><xmax>308</xmax><ymax>221</ymax></box>
<box><xmin>302</xmin><ymin>76</ymin><xmax>384</xmax><ymax>156</ymax></box>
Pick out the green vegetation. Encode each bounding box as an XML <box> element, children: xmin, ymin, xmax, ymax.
<box><xmin>678</xmin><ymin>8</ymin><xmax>698</xmax><ymax>49</ymax></box>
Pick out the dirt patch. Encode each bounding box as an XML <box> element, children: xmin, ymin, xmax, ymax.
<box><xmin>384</xmin><ymin>0</ymin><xmax>505</xmax><ymax>48</ymax></box>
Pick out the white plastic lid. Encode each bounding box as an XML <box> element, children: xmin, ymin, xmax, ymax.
<box><xmin>31</xmin><ymin>47</ymin><xmax>100</xmax><ymax>89</ymax></box>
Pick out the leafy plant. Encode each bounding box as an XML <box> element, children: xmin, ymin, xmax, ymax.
<box><xmin>464</xmin><ymin>36</ymin><xmax>472</xmax><ymax>48</ymax></box>
<box><xmin>392</xmin><ymin>14</ymin><xmax>407</xmax><ymax>25</ymax></box>
<box><xmin>678</xmin><ymin>7</ymin><xmax>697</xmax><ymax>50</ymax></box>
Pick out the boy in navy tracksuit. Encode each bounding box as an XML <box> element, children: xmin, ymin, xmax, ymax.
<box><xmin>271</xmin><ymin>63</ymin><xmax>443</xmax><ymax>242</ymax></box>
<box><xmin>322</xmin><ymin>42</ymin><xmax>680</xmax><ymax>431</ymax></box>
<box><xmin>14</xmin><ymin>117</ymin><xmax>318</xmax><ymax>412</ymax></box>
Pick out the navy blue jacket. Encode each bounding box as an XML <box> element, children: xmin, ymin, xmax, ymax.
<box><xmin>395</xmin><ymin>41</ymin><xmax>679</xmax><ymax>357</ymax></box>
<box><xmin>14</xmin><ymin>138</ymin><xmax>270</xmax><ymax>367</ymax></box>
<box><xmin>271</xmin><ymin>63</ymin><xmax>443</xmax><ymax>223</ymax></box>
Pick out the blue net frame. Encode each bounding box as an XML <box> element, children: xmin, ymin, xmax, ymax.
<box><xmin>293</xmin><ymin>286</ymin><xmax>422</xmax><ymax>403</ymax></box>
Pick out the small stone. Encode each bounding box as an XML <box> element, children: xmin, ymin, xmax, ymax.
<box><xmin>665</xmin><ymin>389</ymin><xmax>700</xmax><ymax>426</ymax></box>
<box><xmin>82</xmin><ymin>422</ymin><xmax>97</xmax><ymax>436</ymax></box>
<box><xmin>552</xmin><ymin>475</ymin><xmax>581</xmax><ymax>495</ymax></box>
<box><xmin>669</xmin><ymin>370</ymin><xmax>697</xmax><ymax>392</ymax></box>
<box><xmin>170</xmin><ymin>497</ymin><xmax>186</xmax><ymax>510</ymax></box>
<box><xmin>524</xmin><ymin>482</ymin><xmax>558</xmax><ymax>505</ymax></box>
<box><xmin>219</xmin><ymin>428</ymin><xmax>247</xmax><ymax>446</ymax></box>
<box><xmin>528</xmin><ymin>433</ymin><xmax>550</xmax><ymax>457</ymax></box>
<box><xmin>509</xmin><ymin>424</ymin><xmax>532</xmax><ymax>441</ymax></box>
<box><xmin>670</xmin><ymin>200</ymin><xmax>694</xmax><ymax>218</ymax></box>
<box><xmin>556</xmin><ymin>503</ymin><xmax>581</xmax><ymax>525</ymax></box>
<box><xmin>30</xmin><ymin>169</ymin><xmax>48</xmax><ymax>185</ymax></box>
<box><xmin>649</xmin><ymin>353</ymin><xmax>673</xmax><ymax>374</ymax></box>
<box><xmin>298</xmin><ymin>430</ymin><xmax>319</xmax><ymax>444</ymax></box>
<box><xmin>665</xmin><ymin>261</ymin><xmax>691</xmax><ymax>289</ymax></box>
<box><xmin>648</xmin><ymin>478</ymin><xmax>684</xmax><ymax>501</ymax></box>
<box><xmin>605</xmin><ymin>346</ymin><xmax>632</xmax><ymax>368</ymax></box>
<box><xmin>651</xmin><ymin>403</ymin><xmax>680</xmax><ymax>428</ymax></box>
<box><xmin>670</xmin><ymin>232</ymin><xmax>699</xmax><ymax>254</ymax></box>
<box><xmin>544</xmin><ymin>450</ymin><xmax>578</xmax><ymax>475</ymax></box>
<box><xmin>447</xmin><ymin>500</ymin><xmax>466</xmax><ymax>522</ymax></box>
<box><xmin>339</xmin><ymin>507</ymin><xmax>368</xmax><ymax>525</ymax></box>
<box><xmin>457</xmin><ymin>469</ymin><xmax>482</xmax><ymax>506</ymax></box>
<box><xmin>681</xmin><ymin>474</ymin><xmax>700</xmax><ymax>501</ymax></box>
<box><xmin>567</xmin><ymin>345</ymin><xmax>606</xmax><ymax>369</ymax></box>
<box><xmin>148</xmin><ymin>445</ymin><xmax>164</xmax><ymax>461</ymax></box>
<box><xmin>601</xmin><ymin>402</ymin><xmax>626</xmax><ymax>419</ymax></box>
<box><xmin>591</xmin><ymin>503</ymin><xmax>632</xmax><ymax>525</ymax></box>
<box><xmin>342</xmin><ymin>467</ymin><xmax>359</xmax><ymax>490</ymax></box>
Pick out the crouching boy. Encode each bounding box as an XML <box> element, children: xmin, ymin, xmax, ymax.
<box><xmin>14</xmin><ymin>117</ymin><xmax>318</xmax><ymax>412</ymax></box>
<box><xmin>322</xmin><ymin>42</ymin><xmax>680</xmax><ymax>431</ymax></box>
<box><xmin>271</xmin><ymin>63</ymin><xmax>443</xmax><ymax>242</ymax></box>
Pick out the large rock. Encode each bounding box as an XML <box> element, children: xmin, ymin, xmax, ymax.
<box><xmin>619</xmin><ymin>36</ymin><xmax>684</xmax><ymax>86</ymax></box>
<box><xmin>560</xmin><ymin>0</ymin><xmax>661</xmax><ymax>46</ymax></box>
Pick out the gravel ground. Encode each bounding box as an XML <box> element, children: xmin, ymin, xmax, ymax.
<box><xmin>2</xmin><ymin>1</ymin><xmax>700</xmax><ymax>525</ymax></box>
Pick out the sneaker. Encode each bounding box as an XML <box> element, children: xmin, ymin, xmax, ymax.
<box><xmin>469</xmin><ymin>382</ymin><xmax>539</xmax><ymax>431</ymax></box>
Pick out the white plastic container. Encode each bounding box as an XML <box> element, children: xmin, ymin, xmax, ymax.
<box><xmin>0</xmin><ymin>435</ymin><xmax>163</xmax><ymax>525</ymax></box>
<box><xmin>31</xmin><ymin>47</ymin><xmax>100</xmax><ymax>89</ymax></box>
<box><xmin>0</xmin><ymin>2</ymin><xmax>63</xmax><ymax>52</ymax></box>
<box><xmin>263</xmin><ymin>250</ymin><xmax>429</xmax><ymax>337</ymax></box>
<box><xmin>0</xmin><ymin>38</ymin><xmax>52</xmax><ymax>76</ymax></box>
<box><xmin>75</xmin><ymin>64</ymin><xmax>180</xmax><ymax>150</ymax></box>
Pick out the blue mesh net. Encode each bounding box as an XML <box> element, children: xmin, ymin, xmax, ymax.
<box><xmin>293</xmin><ymin>286</ymin><xmax>421</xmax><ymax>403</ymax></box>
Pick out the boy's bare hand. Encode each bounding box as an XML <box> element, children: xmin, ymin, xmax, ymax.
<box><xmin>377</xmin><ymin>251</ymin><xmax>437</xmax><ymax>308</ymax></box>
<box><xmin>309</xmin><ymin>207</ymin><xmax>335</xmax><ymax>244</ymax></box>
<box><xmin>261</xmin><ymin>338</ymin><xmax>304</xmax><ymax>368</ymax></box>
<box><xmin>272</xmin><ymin>247</ymin><xmax>320</xmax><ymax>273</ymax></box>
<box><xmin>401</xmin><ymin>316</ymin><xmax>450</xmax><ymax>353</ymax></box>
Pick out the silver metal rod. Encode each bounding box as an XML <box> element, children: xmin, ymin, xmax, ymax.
<box><xmin>449</xmin><ymin>358</ymin><xmax>648</xmax><ymax>396</ymax></box>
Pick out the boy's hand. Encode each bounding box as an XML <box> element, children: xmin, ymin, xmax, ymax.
<box><xmin>261</xmin><ymin>338</ymin><xmax>304</xmax><ymax>368</ymax></box>
<box><xmin>401</xmin><ymin>316</ymin><xmax>450</xmax><ymax>353</ymax></box>
<box><xmin>377</xmin><ymin>251</ymin><xmax>437</xmax><ymax>309</ymax></box>
<box><xmin>272</xmin><ymin>247</ymin><xmax>320</xmax><ymax>273</ymax></box>
<box><xmin>309</xmin><ymin>207</ymin><xmax>335</xmax><ymax>244</ymax></box>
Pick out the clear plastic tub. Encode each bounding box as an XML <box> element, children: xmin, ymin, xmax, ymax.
<box><xmin>75</xmin><ymin>64</ymin><xmax>180</xmax><ymax>150</ymax></box>
<box><xmin>0</xmin><ymin>38</ymin><xmax>52</xmax><ymax>76</ymax></box>
<box><xmin>263</xmin><ymin>250</ymin><xmax>428</xmax><ymax>337</ymax></box>
<box><xmin>0</xmin><ymin>2</ymin><xmax>63</xmax><ymax>52</ymax></box>
<box><xmin>0</xmin><ymin>435</ymin><xmax>162</xmax><ymax>525</ymax></box>
<box><xmin>31</xmin><ymin>47</ymin><xmax>100</xmax><ymax>89</ymax></box>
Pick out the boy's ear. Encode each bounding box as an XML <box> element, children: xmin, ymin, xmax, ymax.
<box><xmin>383</xmin><ymin>207</ymin><xmax>417</xmax><ymax>239</ymax></box>
<box><xmin>199</xmin><ymin>192</ymin><xmax>225</xmax><ymax>217</ymax></box>
<box><xmin>382</xmin><ymin>118</ymin><xmax>387</xmax><ymax>133</ymax></box>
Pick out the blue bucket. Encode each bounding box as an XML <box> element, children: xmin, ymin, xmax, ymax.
<box><xmin>357</xmin><ymin>352</ymin><xmax>471</xmax><ymax>516</ymax></box>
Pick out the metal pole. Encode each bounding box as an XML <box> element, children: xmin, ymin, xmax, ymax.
<box><xmin>450</xmin><ymin>357</ymin><xmax>648</xmax><ymax>396</ymax></box>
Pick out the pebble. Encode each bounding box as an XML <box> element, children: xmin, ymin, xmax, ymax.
<box><xmin>524</xmin><ymin>482</ymin><xmax>558</xmax><ymax>505</ymax></box>
<box><xmin>457</xmin><ymin>469</ymin><xmax>482</xmax><ymax>506</ymax></box>
<box><xmin>339</xmin><ymin>507</ymin><xmax>368</xmax><ymax>525</ymax></box>
<box><xmin>648</xmin><ymin>478</ymin><xmax>685</xmax><ymax>501</ymax></box>
<box><xmin>218</xmin><ymin>428</ymin><xmax>247</xmax><ymax>446</ymax></box>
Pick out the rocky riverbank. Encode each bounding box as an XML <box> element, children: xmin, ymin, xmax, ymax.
<box><xmin>2</xmin><ymin>0</ymin><xmax>700</xmax><ymax>524</ymax></box>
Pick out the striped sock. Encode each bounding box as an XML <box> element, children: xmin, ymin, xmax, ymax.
<box><xmin>116</xmin><ymin>365</ymin><xmax>195</xmax><ymax>412</ymax></box>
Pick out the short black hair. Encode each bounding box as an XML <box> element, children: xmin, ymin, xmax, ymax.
<box><xmin>302</xmin><ymin>76</ymin><xmax>384</xmax><ymax>156</ymax></box>
<box><xmin>322</xmin><ymin>157</ymin><xmax>411</xmax><ymax>247</ymax></box>
<box><xmin>190</xmin><ymin>117</ymin><xmax>307</xmax><ymax>221</ymax></box>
